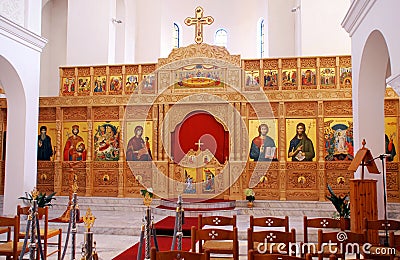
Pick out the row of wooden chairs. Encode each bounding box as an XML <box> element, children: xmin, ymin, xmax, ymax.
<box><xmin>0</xmin><ymin>205</ymin><xmax>62</xmax><ymax>260</ymax></box>
<box><xmin>150</xmin><ymin>248</ymin><xmax>339</xmax><ymax>260</ymax></box>
<box><xmin>190</xmin><ymin>214</ymin><xmax>400</xmax><ymax>260</ymax></box>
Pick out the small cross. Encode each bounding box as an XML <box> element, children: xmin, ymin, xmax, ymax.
<box><xmin>195</xmin><ymin>139</ymin><xmax>204</xmax><ymax>151</ymax></box>
<box><xmin>184</xmin><ymin>6</ymin><xmax>214</xmax><ymax>44</ymax></box>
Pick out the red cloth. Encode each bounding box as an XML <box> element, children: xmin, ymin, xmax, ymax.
<box><xmin>171</xmin><ymin>111</ymin><xmax>229</xmax><ymax>164</ymax></box>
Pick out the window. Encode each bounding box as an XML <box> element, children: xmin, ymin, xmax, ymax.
<box><xmin>173</xmin><ymin>23</ymin><xmax>180</xmax><ymax>48</ymax></box>
<box><xmin>214</xmin><ymin>29</ymin><xmax>227</xmax><ymax>47</ymax></box>
<box><xmin>260</xmin><ymin>19</ymin><xmax>265</xmax><ymax>58</ymax></box>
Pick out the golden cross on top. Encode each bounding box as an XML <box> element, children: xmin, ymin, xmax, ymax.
<box><xmin>184</xmin><ymin>6</ymin><xmax>214</xmax><ymax>44</ymax></box>
<box><xmin>195</xmin><ymin>139</ymin><xmax>204</xmax><ymax>151</ymax></box>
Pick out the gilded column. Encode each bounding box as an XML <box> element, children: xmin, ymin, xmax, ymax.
<box><xmin>317</xmin><ymin>101</ymin><xmax>326</xmax><ymax>201</ymax></box>
<box><xmin>234</xmin><ymin>102</ymin><xmax>241</xmax><ymax>161</ymax></box>
<box><xmin>54</xmin><ymin>108</ymin><xmax>63</xmax><ymax>194</ymax></box>
<box><xmin>241</xmin><ymin>102</ymin><xmax>247</xmax><ymax>161</ymax></box>
<box><xmin>158</xmin><ymin>104</ymin><xmax>164</xmax><ymax>160</ymax></box>
<box><xmin>85</xmin><ymin>108</ymin><xmax>93</xmax><ymax>196</ymax></box>
<box><xmin>163</xmin><ymin>104</ymin><xmax>169</xmax><ymax>161</ymax></box>
<box><xmin>278</xmin><ymin>59</ymin><xmax>282</xmax><ymax>91</ymax></box>
<box><xmin>278</xmin><ymin>102</ymin><xmax>286</xmax><ymax>200</ymax></box>
<box><xmin>336</xmin><ymin>56</ymin><xmax>340</xmax><ymax>89</ymax></box>
<box><xmin>152</xmin><ymin>104</ymin><xmax>158</xmax><ymax>161</ymax></box>
<box><xmin>118</xmin><ymin>105</ymin><xmax>125</xmax><ymax>197</ymax></box>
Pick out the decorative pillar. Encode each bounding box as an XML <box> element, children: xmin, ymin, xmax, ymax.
<box><xmin>152</xmin><ymin>104</ymin><xmax>158</xmax><ymax>161</ymax></box>
<box><xmin>317</xmin><ymin>101</ymin><xmax>326</xmax><ymax>201</ymax></box>
<box><xmin>158</xmin><ymin>104</ymin><xmax>164</xmax><ymax>160</ymax></box>
<box><xmin>118</xmin><ymin>105</ymin><xmax>125</xmax><ymax>197</ymax></box>
<box><xmin>278</xmin><ymin>102</ymin><xmax>286</xmax><ymax>200</ymax></box>
<box><xmin>85</xmin><ymin>109</ymin><xmax>93</xmax><ymax>196</ymax></box>
<box><xmin>162</xmin><ymin>104</ymin><xmax>169</xmax><ymax>161</ymax></box>
<box><xmin>54</xmin><ymin>108</ymin><xmax>62</xmax><ymax>194</ymax></box>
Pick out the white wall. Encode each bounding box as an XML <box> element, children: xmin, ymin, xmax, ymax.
<box><xmin>268</xmin><ymin>0</ymin><xmax>296</xmax><ymax>57</ymax></box>
<box><xmin>40</xmin><ymin>0</ymin><xmax>67</xmax><ymax>97</ymax></box>
<box><xmin>301</xmin><ymin>0</ymin><xmax>351</xmax><ymax>56</ymax></box>
<box><xmin>39</xmin><ymin>0</ymin><xmax>352</xmax><ymax>95</ymax></box>
<box><xmin>158</xmin><ymin>0</ymin><xmax>267</xmax><ymax>59</ymax></box>
<box><xmin>66</xmin><ymin>0</ymin><xmax>114</xmax><ymax>65</ymax></box>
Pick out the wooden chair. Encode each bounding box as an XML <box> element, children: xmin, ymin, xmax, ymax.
<box><xmin>0</xmin><ymin>215</ymin><xmax>28</xmax><ymax>259</ymax></box>
<box><xmin>150</xmin><ymin>247</ymin><xmax>210</xmax><ymax>260</ymax></box>
<box><xmin>198</xmin><ymin>214</ymin><xmax>237</xmax><ymax>229</ymax></box>
<box><xmin>247</xmin><ymin>228</ymin><xmax>296</xmax><ymax>255</ymax></box>
<box><xmin>303</xmin><ymin>216</ymin><xmax>350</xmax><ymax>257</ymax></box>
<box><xmin>388</xmin><ymin>232</ymin><xmax>400</xmax><ymax>260</ymax></box>
<box><xmin>17</xmin><ymin>205</ymin><xmax>62</xmax><ymax>260</ymax></box>
<box><xmin>250</xmin><ymin>216</ymin><xmax>289</xmax><ymax>232</ymax></box>
<box><xmin>317</xmin><ymin>229</ymin><xmax>365</xmax><ymax>260</ymax></box>
<box><xmin>248</xmin><ymin>249</ymin><xmax>314</xmax><ymax>260</ymax></box>
<box><xmin>191</xmin><ymin>226</ymin><xmax>239</xmax><ymax>260</ymax></box>
<box><xmin>364</xmin><ymin>219</ymin><xmax>400</xmax><ymax>260</ymax></box>
<box><xmin>303</xmin><ymin>216</ymin><xmax>349</xmax><ymax>243</ymax></box>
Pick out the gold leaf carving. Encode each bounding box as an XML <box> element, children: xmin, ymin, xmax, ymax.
<box><xmin>286</xmin><ymin>102</ymin><xmax>317</xmax><ymax>117</ymax></box>
<box><xmin>39</xmin><ymin>107</ymin><xmax>56</xmax><ymax>121</ymax></box>
<box><xmin>93</xmin><ymin>66</ymin><xmax>107</xmax><ymax>75</ymax></box>
<box><xmin>324</xmin><ymin>101</ymin><xmax>353</xmax><ymax>116</ymax></box>
<box><xmin>339</xmin><ymin>56</ymin><xmax>351</xmax><ymax>67</ymax></box>
<box><xmin>77</xmin><ymin>67</ymin><xmax>90</xmax><ymax>76</ymax></box>
<box><xmin>320</xmin><ymin>57</ymin><xmax>336</xmax><ymax>67</ymax></box>
<box><xmin>384</xmin><ymin>100</ymin><xmax>398</xmax><ymax>115</ymax></box>
<box><xmin>109</xmin><ymin>66</ymin><xmax>122</xmax><ymax>75</ymax></box>
<box><xmin>282</xmin><ymin>59</ymin><xmax>297</xmax><ymax>69</ymax></box>
<box><xmin>244</xmin><ymin>60</ymin><xmax>260</xmax><ymax>70</ymax></box>
<box><xmin>263</xmin><ymin>59</ymin><xmax>278</xmax><ymax>70</ymax></box>
<box><xmin>126</xmin><ymin>65</ymin><xmax>139</xmax><ymax>74</ymax></box>
<box><xmin>301</xmin><ymin>58</ymin><xmax>316</xmax><ymax>68</ymax></box>
<box><xmin>142</xmin><ymin>64</ymin><xmax>156</xmax><ymax>74</ymax></box>
<box><xmin>158</xmin><ymin>43</ymin><xmax>241</xmax><ymax>67</ymax></box>
<box><xmin>93</xmin><ymin>106</ymin><xmax>119</xmax><ymax>120</ymax></box>
<box><xmin>61</xmin><ymin>68</ymin><xmax>75</xmax><ymax>77</ymax></box>
<box><xmin>63</xmin><ymin>107</ymin><xmax>88</xmax><ymax>120</ymax></box>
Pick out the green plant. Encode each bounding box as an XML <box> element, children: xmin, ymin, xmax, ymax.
<box><xmin>245</xmin><ymin>188</ymin><xmax>255</xmax><ymax>203</ymax></box>
<box><xmin>140</xmin><ymin>187</ymin><xmax>153</xmax><ymax>198</ymax></box>
<box><xmin>18</xmin><ymin>191</ymin><xmax>56</xmax><ymax>208</ymax></box>
<box><xmin>326</xmin><ymin>184</ymin><xmax>350</xmax><ymax>218</ymax></box>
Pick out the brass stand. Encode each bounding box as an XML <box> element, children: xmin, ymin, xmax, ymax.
<box><xmin>137</xmin><ymin>191</ymin><xmax>158</xmax><ymax>260</ymax></box>
<box><xmin>54</xmin><ymin>168</ymin><xmax>82</xmax><ymax>223</ymax></box>
<box><xmin>171</xmin><ymin>195</ymin><xmax>184</xmax><ymax>250</ymax></box>
<box><xmin>81</xmin><ymin>208</ymin><xmax>98</xmax><ymax>260</ymax></box>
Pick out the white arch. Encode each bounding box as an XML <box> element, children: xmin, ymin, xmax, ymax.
<box><xmin>352</xmin><ymin>30</ymin><xmax>390</xmax><ymax>218</ymax></box>
<box><xmin>0</xmin><ymin>16</ymin><xmax>46</xmax><ymax>215</ymax></box>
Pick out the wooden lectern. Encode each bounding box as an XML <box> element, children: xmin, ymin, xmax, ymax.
<box><xmin>348</xmin><ymin>140</ymin><xmax>379</xmax><ymax>238</ymax></box>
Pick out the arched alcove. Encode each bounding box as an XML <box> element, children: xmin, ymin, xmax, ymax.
<box><xmin>171</xmin><ymin>110</ymin><xmax>229</xmax><ymax>164</ymax></box>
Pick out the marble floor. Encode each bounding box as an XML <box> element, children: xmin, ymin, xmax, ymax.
<box><xmin>1</xmin><ymin>196</ymin><xmax>398</xmax><ymax>259</ymax></box>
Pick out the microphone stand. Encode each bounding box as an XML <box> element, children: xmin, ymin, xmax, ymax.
<box><xmin>368</xmin><ymin>154</ymin><xmax>389</xmax><ymax>246</ymax></box>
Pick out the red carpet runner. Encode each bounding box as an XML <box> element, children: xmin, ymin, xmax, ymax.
<box><xmin>112</xmin><ymin>216</ymin><xmax>198</xmax><ymax>260</ymax></box>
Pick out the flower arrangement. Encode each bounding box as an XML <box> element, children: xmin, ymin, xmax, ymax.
<box><xmin>326</xmin><ymin>184</ymin><xmax>350</xmax><ymax>218</ymax></box>
<box><xmin>140</xmin><ymin>187</ymin><xmax>154</xmax><ymax>206</ymax></box>
<box><xmin>245</xmin><ymin>188</ymin><xmax>255</xmax><ymax>203</ymax></box>
<box><xmin>18</xmin><ymin>188</ymin><xmax>56</xmax><ymax>208</ymax></box>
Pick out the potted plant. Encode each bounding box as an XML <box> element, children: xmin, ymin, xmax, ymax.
<box><xmin>326</xmin><ymin>184</ymin><xmax>350</xmax><ymax>219</ymax></box>
<box><xmin>245</xmin><ymin>188</ymin><xmax>255</xmax><ymax>208</ymax></box>
<box><xmin>18</xmin><ymin>190</ymin><xmax>57</xmax><ymax>208</ymax></box>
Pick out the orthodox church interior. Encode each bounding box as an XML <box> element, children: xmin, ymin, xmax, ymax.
<box><xmin>1</xmin><ymin>0</ymin><xmax>400</xmax><ymax>259</ymax></box>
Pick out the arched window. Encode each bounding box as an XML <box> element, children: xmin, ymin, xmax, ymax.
<box><xmin>214</xmin><ymin>29</ymin><xmax>227</xmax><ymax>48</ymax></box>
<box><xmin>260</xmin><ymin>19</ymin><xmax>265</xmax><ymax>58</ymax></box>
<box><xmin>173</xmin><ymin>23</ymin><xmax>180</xmax><ymax>48</ymax></box>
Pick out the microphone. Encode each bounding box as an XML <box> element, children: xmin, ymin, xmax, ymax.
<box><xmin>381</xmin><ymin>154</ymin><xmax>392</xmax><ymax>158</ymax></box>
